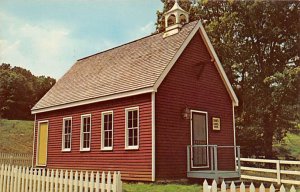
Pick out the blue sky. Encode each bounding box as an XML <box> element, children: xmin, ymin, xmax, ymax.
<box><xmin>0</xmin><ymin>0</ymin><xmax>163</xmax><ymax>79</ymax></box>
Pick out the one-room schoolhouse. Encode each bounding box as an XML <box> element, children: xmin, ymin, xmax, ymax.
<box><xmin>32</xmin><ymin>2</ymin><xmax>241</xmax><ymax>182</ymax></box>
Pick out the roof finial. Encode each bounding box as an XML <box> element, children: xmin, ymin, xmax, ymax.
<box><xmin>163</xmin><ymin>0</ymin><xmax>189</xmax><ymax>38</ymax></box>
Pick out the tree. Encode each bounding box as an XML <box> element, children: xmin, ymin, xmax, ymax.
<box><xmin>0</xmin><ymin>63</ymin><xmax>56</xmax><ymax>120</ymax></box>
<box><xmin>156</xmin><ymin>0</ymin><xmax>300</xmax><ymax>158</ymax></box>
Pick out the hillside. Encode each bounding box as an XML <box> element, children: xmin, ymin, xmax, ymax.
<box><xmin>0</xmin><ymin>119</ymin><xmax>33</xmax><ymax>154</ymax></box>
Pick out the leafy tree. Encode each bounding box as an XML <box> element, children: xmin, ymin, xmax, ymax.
<box><xmin>156</xmin><ymin>0</ymin><xmax>300</xmax><ymax>158</ymax></box>
<box><xmin>0</xmin><ymin>63</ymin><xmax>56</xmax><ymax>120</ymax></box>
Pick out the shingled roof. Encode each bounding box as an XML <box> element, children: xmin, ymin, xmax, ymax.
<box><xmin>32</xmin><ymin>20</ymin><xmax>238</xmax><ymax>114</ymax></box>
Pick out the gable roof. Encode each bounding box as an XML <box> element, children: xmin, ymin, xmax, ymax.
<box><xmin>32</xmin><ymin>20</ymin><xmax>238</xmax><ymax>114</ymax></box>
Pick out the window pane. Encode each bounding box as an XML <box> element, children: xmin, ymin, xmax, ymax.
<box><xmin>133</xmin><ymin>117</ymin><xmax>137</xmax><ymax>128</ymax></box>
<box><xmin>108</xmin><ymin>120</ymin><xmax>112</xmax><ymax>130</ymax></box>
<box><xmin>109</xmin><ymin>138</ymin><xmax>112</xmax><ymax>147</ymax></box>
<box><xmin>128</xmin><ymin>111</ymin><xmax>132</xmax><ymax>121</ymax></box>
<box><xmin>133</xmin><ymin>110</ymin><xmax>137</xmax><ymax>117</ymax></box>
<box><xmin>128</xmin><ymin>129</ymin><xmax>133</xmax><ymax>146</ymax></box>
<box><xmin>134</xmin><ymin>134</ymin><xmax>138</xmax><ymax>146</ymax></box>
<box><xmin>128</xmin><ymin>113</ymin><xmax>132</xmax><ymax>128</ymax></box>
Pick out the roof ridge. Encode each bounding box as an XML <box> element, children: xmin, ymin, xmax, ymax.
<box><xmin>77</xmin><ymin>21</ymin><xmax>198</xmax><ymax>61</ymax></box>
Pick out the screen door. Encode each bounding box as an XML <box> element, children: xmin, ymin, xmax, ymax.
<box><xmin>191</xmin><ymin>111</ymin><xmax>208</xmax><ymax>167</ymax></box>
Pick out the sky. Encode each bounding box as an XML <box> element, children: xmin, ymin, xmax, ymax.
<box><xmin>0</xmin><ymin>0</ymin><xmax>163</xmax><ymax>79</ymax></box>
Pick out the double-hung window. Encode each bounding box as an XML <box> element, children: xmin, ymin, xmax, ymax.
<box><xmin>81</xmin><ymin>114</ymin><xmax>91</xmax><ymax>151</ymax></box>
<box><xmin>62</xmin><ymin>117</ymin><xmax>72</xmax><ymax>151</ymax></box>
<box><xmin>101</xmin><ymin>111</ymin><xmax>113</xmax><ymax>150</ymax></box>
<box><xmin>125</xmin><ymin>107</ymin><xmax>139</xmax><ymax>149</ymax></box>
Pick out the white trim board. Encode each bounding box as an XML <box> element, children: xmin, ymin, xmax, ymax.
<box><xmin>32</xmin><ymin>87</ymin><xmax>155</xmax><ymax>114</ymax></box>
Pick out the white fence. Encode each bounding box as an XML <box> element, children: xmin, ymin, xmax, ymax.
<box><xmin>203</xmin><ymin>180</ymin><xmax>297</xmax><ymax>192</ymax></box>
<box><xmin>239</xmin><ymin>158</ymin><xmax>300</xmax><ymax>185</ymax></box>
<box><xmin>0</xmin><ymin>164</ymin><xmax>122</xmax><ymax>192</ymax></box>
<box><xmin>0</xmin><ymin>153</ymin><xmax>32</xmax><ymax>166</ymax></box>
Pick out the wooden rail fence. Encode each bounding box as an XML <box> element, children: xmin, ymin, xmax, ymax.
<box><xmin>203</xmin><ymin>180</ymin><xmax>297</xmax><ymax>192</ymax></box>
<box><xmin>0</xmin><ymin>164</ymin><xmax>122</xmax><ymax>192</ymax></box>
<box><xmin>0</xmin><ymin>153</ymin><xmax>32</xmax><ymax>166</ymax></box>
<box><xmin>239</xmin><ymin>158</ymin><xmax>300</xmax><ymax>185</ymax></box>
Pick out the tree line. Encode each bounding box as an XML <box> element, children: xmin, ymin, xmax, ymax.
<box><xmin>0</xmin><ymin>63</ymin><xmax>56</xmax><ymax>120</ymax></box>
<box><xmin>157</xmin><ymin>0</ymin><xmax>299</xmax><ymax>158</ymax></box>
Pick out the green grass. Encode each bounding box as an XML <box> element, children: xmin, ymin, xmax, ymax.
<box><xmin>0</xmin><ymin>119</ymin><xmax>33</xmax><ymax>154</ymax></box>
<box><xmin>123</xmin><ymin>183</ymin><xmax>202</xmax><ymax>192</ymax></box>
<box><xmin>273</xmin><ymin>132</ymin><xmax>300</xmax><ymax>160</ymax></box>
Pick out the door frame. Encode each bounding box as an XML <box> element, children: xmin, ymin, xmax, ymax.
<box><xmin>190</xmin><ymin>110</ymin><xmax>209</xmax><ymax>168</ymax></box>
<box><xmin>36</xmin><ymin>120</ymin><xmax>49</xmax><ymax>167</ymax></box>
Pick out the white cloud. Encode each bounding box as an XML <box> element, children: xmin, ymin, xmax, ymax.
<box><xmin>0</xmin><ymin>12</ymin><xmax>117</xmax><ymax>79</ymax></box>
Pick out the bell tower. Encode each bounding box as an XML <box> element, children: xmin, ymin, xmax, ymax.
<box><xmin>163</xmin><ymin>0</ymin><xmax>189</xmax><ymax>38</ymax></box>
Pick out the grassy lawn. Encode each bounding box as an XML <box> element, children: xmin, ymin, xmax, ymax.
<box><xmin>0</xmin><ymin>119</ymin><xmax>33</xmax><ymax>154</ymax></box>
<box><xmin>273</xmin><ymin>132</ymin><xmax>300</xmax><ymax>160</ymax></box>
<box><xmin>123</xmin><ymin>183</ymin><xmax>202</xmax><ymax>192</ymax></box>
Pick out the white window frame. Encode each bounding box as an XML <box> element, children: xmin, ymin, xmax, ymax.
<box><xmin>80</xmin><ymin>114</ymin><xmax>92</xmax><ymax>151</ymax></box>
<box><xmin>125</xmin><ymin>107</ymin><xmax>139</xmax><ymax>150</ymax></box>
<box><xmin>101</xmin><ymin>111</ymin><xmax>114</xmax><ymax>151</ymax></box>
<box><xmin>62</xmin><ymin>117</ymin><xmax>72</xmax><ymax>152</ymax></box>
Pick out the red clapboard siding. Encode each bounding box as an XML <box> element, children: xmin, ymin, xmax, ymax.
<box><xmin>155</xmin><ymin>32</ymin><xmax>235</xmax><ymax>180</ymax></box>
<box><xmin>33</xmin><ymin>93</ymin><xmax>152</xmax><ymax>181</ymax></box>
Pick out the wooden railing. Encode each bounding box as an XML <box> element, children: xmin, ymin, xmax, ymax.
<box><xmin>239</xmin><ymin>158</ymin><xmax>300</xmax><ymax>185</ymax></box>
<box><xmin>187</xmin><ymin>145</ymin><xmax>241</xmax><ymax>173</ymax></box>
<box><xmin>0</xmin><ymin>164</ymin><xmax>122</xmax><ymax>192</ymax></box>
<box><xmin>0</xmin><ymin>153</ymin><xmax>32</xmax><ymax>166</ymax></box>
<box><xmin>203</xmin><ymin>180</ymin><xmax>297</xmax><ymax>192</ymax></box>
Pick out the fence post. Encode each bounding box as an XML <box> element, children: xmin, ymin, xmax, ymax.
<box><xmin>276</xmin><ymin>160</ymin><xmax>281</xmax><ymax>185</ymax></box>
<box><xmin>237</xmin><ymin>146</ymin><xmax>241</xmax><ymax>175</ymax></box>
<box><xmin>213</xmin><ymin>145</ymin><xmax>218</xmax><ymax>173</ymax></box>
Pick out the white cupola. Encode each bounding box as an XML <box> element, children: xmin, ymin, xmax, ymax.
<box><xmin>163</xmin><ymin>0</ymin><xmax>189</xmax><ymax>38</ymax></box>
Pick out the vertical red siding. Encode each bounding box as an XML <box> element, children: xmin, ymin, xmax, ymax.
<box><xmin>33</xmin><ymin>93</ymin><xmax>152</xmax><ymax>181</ymax></box>
<box><xmin>155</xmin><ymin>32</ymin><xmax>235</xmax><ymax>180</ymax></box>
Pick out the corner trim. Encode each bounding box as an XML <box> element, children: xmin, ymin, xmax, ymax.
<box><xmin>151</xmin><ymin>92</ymin><xmax>156</xmax><ymax>181</ymax></box>
<box><xmin>32</xmin><ymin>114</ymin><xmax>36</xmax><ymax>167</ymax></box>
<box><xmin>233</xmin><ymin>102</ymin><xmax>237</xmax><ymax>170</ymax></box>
